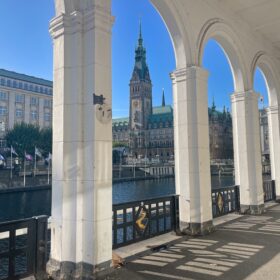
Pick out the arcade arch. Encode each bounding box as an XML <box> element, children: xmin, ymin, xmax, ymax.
<box><xmin>252</xmin><ymin>53</ymin><xmax>280</xmax><ymax>199</ymax></box>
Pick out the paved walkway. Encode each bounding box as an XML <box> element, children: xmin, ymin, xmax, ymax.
<box><xmin>102</xmin><ymin>204</ymin><xmax>280</xmax><ymax>280</ymax></box>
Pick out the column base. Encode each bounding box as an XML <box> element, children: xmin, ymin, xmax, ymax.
<box><xmin>178</xmin><ymin>220</ymin><xmax>214</xmax><ymax>236</ymax></box>
<box><xmin>47</xmin><ymin>258</ymin><xmax>112</xmax><ymax>280</ymax></box>
<box><xmin>240</xmin><ymin>204</ymin><xmax>265</xmax><ymax>215</ymax></box>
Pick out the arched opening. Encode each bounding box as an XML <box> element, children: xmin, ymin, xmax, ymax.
<box><xmin>202</xmin><ymin>39</ymin><xmax>235</xmax><ymax>193</ymax></box>
<box><xmin>254</xmin><ymin>68</ymin><xmax>270</xmax><ymax>178</ymax></box>
<box><xmin>112</xmin><ymin>0</ymin><xmax>176</xmax><ymax>206</ymax></box>
<box><xmin>253</xmin><ymin>60</ymin><xmax>280</xmax><ymax>200</ymax></box>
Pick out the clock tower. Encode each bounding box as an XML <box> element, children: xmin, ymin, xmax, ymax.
<box><xmin>129</xmin><ymin>22</ymin><xmax>152</xmax><ymax>153</ymax></box>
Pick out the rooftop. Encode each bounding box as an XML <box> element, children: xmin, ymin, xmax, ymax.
<box><xmin>0</xmin><ymin>69</ymin><xmax>53</xmax><ymax>87</ymax></box>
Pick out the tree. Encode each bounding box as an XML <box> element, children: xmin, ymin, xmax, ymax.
<box><xmin>38</xmin><ymin>127</ymin><xmax>52</xmax><ymax>157</ymax></box>
<box><xmin>5</xmin><ymin>123</ymin><xmax>52</xmax><ymax>158</ymax></box>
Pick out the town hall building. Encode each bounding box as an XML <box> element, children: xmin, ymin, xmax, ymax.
<box><xmin>112</xmin><ymin>25</ymin><xmax>233</xmax><ymax>161</ymax></box>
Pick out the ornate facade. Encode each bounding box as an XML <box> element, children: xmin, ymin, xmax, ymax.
<box><xmin>112</xmin><ymin>26</ymin><xmax>233</xmax><ymax>161</ymax></box>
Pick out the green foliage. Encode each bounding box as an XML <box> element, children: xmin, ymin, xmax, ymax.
<box><xmin>5</xmin><ymin>122</ymin><xmax>52</xmax><ymax>158</ymax></box>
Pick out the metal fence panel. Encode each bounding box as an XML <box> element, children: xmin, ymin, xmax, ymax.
<box><xmin>112</xmin><ymin>195</ymin><xmax>179</xmax><ymax>249</ymax></box>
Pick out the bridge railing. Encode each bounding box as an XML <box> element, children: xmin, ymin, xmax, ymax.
<box><xmin>0</xmin><ymin>216</ymin><xmax>48</xmax><ymax>280</ymax></box>
<box><xmin>263</xmin><ymin>180</ymin><xmax>276</xmax><ymax>202</ymax></box>
<box><xmin>212</xmin><ymin>185</ymin><xmax>240</xmax><ymax>218</ymax></box>
<box><xmin>112</xmin><ymin>195</ymin><xmax>179</xmax><ymax>249</ymax></box>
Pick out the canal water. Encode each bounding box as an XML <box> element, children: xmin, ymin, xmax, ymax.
<box><xmin>113</xmin><ymin>175</ymin><xmax>235</xmax><ymax>204</ymax></box>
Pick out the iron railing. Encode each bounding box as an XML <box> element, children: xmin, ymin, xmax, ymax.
<box><xmin>0</xmin><ymin>216</ymin><xmax>48</xmax><ymax>280</ymax></box>
<box><xmin>112</xmin><ymin>195</ymin><xmax>179</xmax><ymax>249</ymax></box>
<box><xmin>212</xmin><ymin>185</ymin><xmax>240</xmax><ymax>218</ymax></box>
<box><xmin>263</xmin><ymin>180</ymin><xmax>276</xmax><ymax>202</ymax></box>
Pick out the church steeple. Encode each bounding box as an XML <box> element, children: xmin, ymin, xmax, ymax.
<box><xmin>162</xmin><ymin>88</ymin><xmax>166</xmax><ymax>107</ymax></box>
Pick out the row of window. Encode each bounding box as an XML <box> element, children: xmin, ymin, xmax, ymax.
<box><xmin>0</xmin><ymin>106</ymin><xmax>51</xmax><ymax>121</ymax></box>
<box><xmin>0</xmin><ymin>92</ymin><xmax>52</xmax><ymax>107</ymax></box>
<box><xmin>0</xmin><ymin>78</ymin><xmax>52</xmax><ymax>95</ymax></box>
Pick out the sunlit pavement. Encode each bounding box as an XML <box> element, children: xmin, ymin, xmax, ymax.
<box><xmin>102</xmin><ymin>204</ymin><xmax>280</xmax><ymax>280</ymax></box>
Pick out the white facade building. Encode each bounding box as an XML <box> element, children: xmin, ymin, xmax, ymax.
<box><xmin>0</xmin><ymin>69</ymin><xmax>53</xmax><ymax>139</ymax></box>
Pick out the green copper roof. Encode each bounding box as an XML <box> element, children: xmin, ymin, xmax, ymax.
<box><xmin>130</xmin><ymin>23</ymin><xmax>150</xmax><ymax>82</ymax></box>
<box><xmin>112</xmin><ymin>117</ymin><xmax>129</xmax><ymax>126</ymax></box>
<box><xmin>149</xmin><ymin>106</ymin><xmax>173</xmax><ymax>124</ymax></box>
<box><xmin>0</xmin><ymin>69</ymin><xmax>53</xmax><ymax>87</ymax></box>
<box><xmin>152</xmin><ymin>105</ymin><xmax>173</xmax><ymax>115</ymax></box>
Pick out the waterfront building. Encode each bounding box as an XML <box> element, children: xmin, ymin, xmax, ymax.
<box><xmin>112</xmin><ymin>26</ymin><xmax>233</xmax><ymax>161</ymax></box>
<box><xmin>0</xmin><ymin>69</ymin><xmax>53</xmax><ymax>142</ymax></box>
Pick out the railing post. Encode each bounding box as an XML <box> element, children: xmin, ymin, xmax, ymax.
<box><xmin>173</xmin><ymin>195</ymin><xmax>180</xmax><ymax>233</ymax></box>
<box><xmin>34</xmin><ymin>216</ymin><xmax>48</xmax><ymax>279</ymax></box>
<box><xmin>235</xmin><ymin>185</ymin><xmax>240</xmax><ymax>212</ymax></box>
<box><xmin>272</xmin><ymin>180</ymin><xmax>276</xmax><ymax>201</ymax></box>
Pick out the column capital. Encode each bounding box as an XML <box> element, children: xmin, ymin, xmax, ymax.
<box><xmin>170</xmin><ymin>66</ymin><xmax>208</xmax><ymax>83</ymax></box>
<box><xmin>231</xmin><ymin>90</ymin><xmax>259</xmax><ymax>103</ymax></box>
<box><xmin>50</xmin><ymin>7</ymin><xmax>114</xmax><ymax>40</ymax></box>
<box><xmin>265</xmin><ymin>105</ymin><xmax>279</xmax><ymax>115</ymax></box>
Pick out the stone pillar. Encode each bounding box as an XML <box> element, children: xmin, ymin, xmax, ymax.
<box><xmin>47</xmin><ymin>2</ymin><xmax>114</xmax><ymax>279</ymax></box>
<box><xmin>171</xmin><ymin>66</ymin><xmax>213</xmax><ymax>235</ymax></box>
<box><xmin>266</xmin><ymin>106</ymin><xmax>280</xmax><ymax>200</ymax></box>
<box><xmin>8</xmin><ymin>91</ymin><xmax>15</xmax><ymax>129</ymax></box>
<box><xmin>231</xmin><ymin>91</ymin><xmax>264</xmax><ymax>214</ymax></box>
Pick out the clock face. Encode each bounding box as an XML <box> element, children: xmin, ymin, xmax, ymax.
<box><xmin>96</xmin><ymin>104</ymin><xmax>112</xmax><ymax>124</ymax></box>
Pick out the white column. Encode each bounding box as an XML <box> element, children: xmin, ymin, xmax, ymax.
<box><xmin>8</xmin><ymin>91</ymin><xmax>15</xmax><ymax>129</ymax></box>
<box><xmin>47</xmin><ymin>2</ymin><xmax>114</xmax><ymax>279</ymax></box>
<box><xmin>38</xmin><ymin>97</ymin><xmax>44</xmax><ymax>128</ymax></box>
<box><xmin>266</xmin><ymin>106</ymin><xmax>280</xmax><ymax>200</ymax></box>
<box><xmin>171</xmin><ymin>66</ymin><xmax>213</xmax><ymax>235</ymax></box>
<box><xmin>231</xmin><ymin>91</ymin><xmax>264</xmax><ymax>214</ymax></box>
<box><xmin>24</xmin><ymin>95</ymin><xmax>30</xmax><ymax>123</ymax></box>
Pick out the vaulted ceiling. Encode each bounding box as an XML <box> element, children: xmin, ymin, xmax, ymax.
<box><xmin>216</xmin><ymin>0</ymin><xmax>280</xmax><ymax>53</ymax></box>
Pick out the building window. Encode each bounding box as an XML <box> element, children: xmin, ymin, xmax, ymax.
<box><xmin>15</xmin><ymin>94</ymin><xmax>24</xmax><ymax>103</ymax></box>
<box><xmin>0</xmin><ymin>78</ymin><xmax>5</xmax><ymax>86</ymax></box>
<box><xmin>16</xmin><ymin>109</ymin><xmax>23</xmax><ymax>118</ymax></box>
<box><xmin>7</xmin><ymin>80</ymin><xmax>11</xmax><ymax>87</ymax></box>
<box><xmin>13</xmin><ymin>81</ymin><xmax>17</xmax><ymax>88</ymax></box>
<box><xmin>0</xmin><ymin>92</ymin><xmax>7</xmax><ymax>101</ymax></box>
<box><xmin>40</xmin><ymin>86</ymin><xmax>43</xmax><ymax>93</ymax></box>
<box><xmin>24</xmin><ymin>83</ymin><xmax>28</xmax><ymax>90</ymax></box>
<box><xmin>0</xmin><ymin>107</ymin><xmax>7</xmax><ymax>116</ymax></box>
<box><xmin>44</xmin><ymin>99</ymin><xmax>51</xmax><ymax>108</ymax></box>
<box><xmin>44</xmin><ymin>113</ymin><xmax>51</xmax><ymax>121</ymax></box>
<box><xmin>31</xmin><ymin>111</ymin><xmax>38</xmax><ymax>120</ymax></box>
<box><xmin>35</xmin><ymin>85</ymin><xmax>39</xmax><ymax>92</ymax></box>
<box><xmin>19</xmin><ymin>82</ymin><xmax>23</xmax><ymax>89</ymax></box>
<box><xmin>44</xmin><ymin>88</ymin><xmax>48</xmax><ymax>94</ymax></box>
<box><xmin>30</xmin><ymin>97</ymin><xmax>38</xmax><ymax>106</ymax></box>
<box><xmin>29</xmin><ymin>84</ymin><xmax>33</xmax><ymax>91</ymax></box>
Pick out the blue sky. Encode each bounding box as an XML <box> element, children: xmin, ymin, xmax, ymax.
<box><xmin>0</xmin><ymin>0</ymin><xmax>267</xmax><ymax>118</ymax></box>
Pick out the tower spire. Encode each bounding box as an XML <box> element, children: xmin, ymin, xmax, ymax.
<box><xmin>212</xmin><ymin>95</ymin><xmax>216</xmax><ymax>111</ymax></box>
<box><xmin>138</xmin><ymin>18</ymin><xmax>143</xmax><ymax>46</ymax></box>
<box><xmin>162</xmin><ymin>88</ymin><xmax>166</xmax><ymax>107</ymax></box>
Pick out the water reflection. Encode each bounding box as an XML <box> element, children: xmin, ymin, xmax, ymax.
<box><xmin>113</xmin><ymin>176</ymin><xmax>235</xmax><ymax>204</ymax></box>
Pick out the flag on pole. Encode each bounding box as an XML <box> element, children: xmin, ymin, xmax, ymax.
<box><xmin>25</xmin><ymin>152</ymin><xmax>33</xmax><ymax>161</ymax></box>
<box><xmin>46</xmin><ymin>153</ymin><xmax>52</xmax><ymax>162</ymax></box>
<box><xmin>11</xmin><ymin>146</ymin><xmax>18</xmax><ymax>156</ymax></box>
<box><xmin>35</xmin><ymin>147</ymin><xmax>42</xmax><ymax>158</ymax></box>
